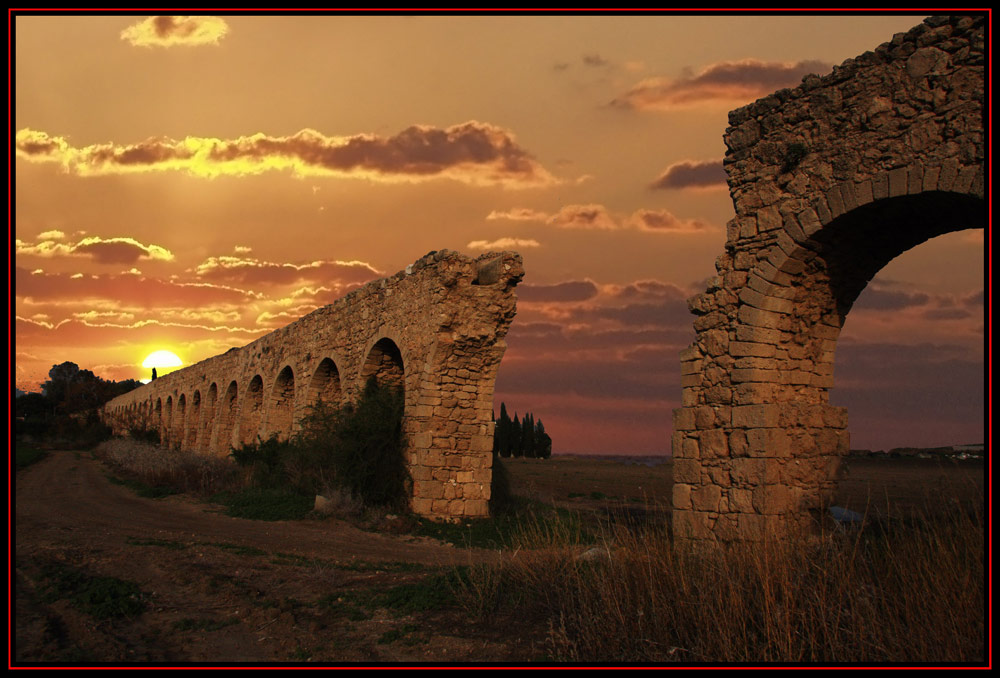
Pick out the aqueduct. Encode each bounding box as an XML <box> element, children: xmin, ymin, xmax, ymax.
<box><xmin>102</xmin><ymin>250</ymin><xmax>523</xmax><ymax>520</ymax></box>
<box><xmin>671</xmin><ymin>15</ymin><xmax>985</xmax><ymax>540</ymax></box>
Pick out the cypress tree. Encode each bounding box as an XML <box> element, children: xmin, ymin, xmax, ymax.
<box><xmin>523</xmin><ymin>413</ymin><xmax>535</xmax><ymax>458</ymax></box>
<box><xmin>535</xmin><ymin>418</ymin><xmax>552</xmax><ymax>458</ymax></box>
<box><xmin>497</xmin><ymin>403</ymin><xmax>511</xmax><ymax>458</ymax></box>
<box><xmin>510</xmin><ymin>412</ymin><xmax>524</xmax><ymax>457</ymax></box>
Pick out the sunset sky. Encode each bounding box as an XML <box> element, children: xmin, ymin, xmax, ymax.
<box><xmin>13</xmin><ymin>12</ymin><xmax>985</xmax><ymax>454</ymax></box>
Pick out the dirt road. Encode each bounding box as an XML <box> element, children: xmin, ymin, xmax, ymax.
<box><xmin>13</xmin><ymin>449</ymin><xmax>513</xmax><ymax>664</ymax></box>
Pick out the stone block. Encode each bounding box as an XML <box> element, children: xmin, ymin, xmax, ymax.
<box><xmin>672</xmin><ymin>483</ymin><xmax>693</xmax><ymax>510</ymax></box>
<box><xmin>753</xmin><ymin>484</ymin><xmax>792</xmax><ymax>514</ymax></box>
<box><xmin>691</xmin><ymin>484</ymin><xmax>722</xmax><ymax>512</ymax></box>
<box><xmin>700</xmin><ymin>429</ymin><xmax>729</xmax><ymax>458</ymax></box>
<box><xmin>682</xmin><ymin>437</ymin><xmax>699</xmax><ymax>459</ymax></box>
<box><xmin>738</xmin><ymin>305</ymin><xmax>787</xmax><ymax>330</ymax></box>
<box><xmin>673</xmin><ymin>408</ymin><xmax>697</xmax><ymax>431</ymax></box>
<box><xmin>673</xmin><ymin>458</ymin><xmax>701</xmax><ymax>484</ymax></box>
<box><xmin>673</xmin><ymin>510</ymin><xmax>714</xmax><ymax>540</ymax></box>
<box><xmin>746</xmin><ymin>427</ymin><xmax>792</xmax><ymax>458</ymax></box>
<box><xmin>888</xmin><ymin>167</ymin><xmax>909</xmax><ymax>197</ymax></box>
<box><xmin>732</xmin><ymin>404</ymin><xmax>782</xmax><ymax>428</ymax></box>
<box><xmin>872</xmin><ymin>172</ymin><xmax>889</xmax><ymax>200</ymax></box>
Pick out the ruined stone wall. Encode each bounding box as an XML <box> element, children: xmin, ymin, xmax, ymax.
<box><xmin>103</xmin><ymin>249</ymin><xmax>524</xmax><ymax>520</ymax></box>
<box><xmin>673</xmin><ymin>15</ymin><xmax>985</xmax><ymax>540</ymax></box>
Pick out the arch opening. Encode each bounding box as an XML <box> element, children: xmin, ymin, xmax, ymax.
<box><xmin>186</xmin><ymin>390</ymin><xmax>201</xmax><ymax>450</ymax></box>
<box><xmin>361</xmin><ymin>338</ymin><xmax>405</xmax><ymax>393</ymax></box>
<box><xmin>239</xmin><ymin>376</ymin><xmax>265</xmax><ymax>446</ymax></box>
<box><xmin>267</xmin><ymin>366</ymin><xmax>296</xmax><ymax>442</ymax></box>
<box><xmin>215</xmin><ymin>381</ymin><xmax>239</xmax><ymax>456</ymax></box>
<box><xmin>200</xmin><ymin>383</ymin><xmax>218</xmax><ymax>453</ymax></box>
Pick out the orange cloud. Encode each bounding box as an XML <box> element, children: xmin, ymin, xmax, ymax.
<box><xmin>120</xmin><ymin>16</ymin><xmax>229</xmax><ymax>48</ymax></box>
<box><xmin>16</xmin><ymin>235</ymin><xmax>174</xmax><ymax>264</ymax></box>
<box><xmin>16</xmin><ymin>122</ymin><xmax>557</xmax><ymax>187</ymax></box>
<box><xmin>193</xmin><ymin>256</ymin><xmax>381</xmax><ymax>287</ymax></box>
<box><xmin>611</xmin><ymin>59</ymin><xmax>830</xmax><ymax>111</ymax></box>
<box><xmin>467</xmin><ymin>237</ymin><xmax>541</xmax><ymax>251</ymax></box>
<box><xmin>649</xmin><ymin>158</ymin><xmax>727</xmax><ymax>190</ymax></box>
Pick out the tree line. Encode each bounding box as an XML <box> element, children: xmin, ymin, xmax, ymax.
<box><xmin>15</xmin><ymin>361</ymin><xmax>142</xmax><ymax>446</ymax></box>
<box><xmin>492</xmin><ymin>403</ymin><xmax>552</xmax><ymax>459</ymax></box>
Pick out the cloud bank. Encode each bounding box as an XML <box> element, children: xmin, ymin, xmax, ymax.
<box><xmin>15</xmin><ymin>122</ymin><xmax>556</xmax><ymax>187</ymax></box>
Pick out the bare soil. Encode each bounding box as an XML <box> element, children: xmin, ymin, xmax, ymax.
<box><xmin>12</xmin><ymin>448</ymin><xmax>985</xmax><ymax>666</ymax></box>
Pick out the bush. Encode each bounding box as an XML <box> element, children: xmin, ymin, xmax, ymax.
<box><xmin>228</xmin><ymin>377</ymin><xmax>410</xmax><ymax>512</ymax></box>
<box><xmin>297</xmin><ymin>377</ymin><xmax>409</xmax><ymax>510</ymax></box>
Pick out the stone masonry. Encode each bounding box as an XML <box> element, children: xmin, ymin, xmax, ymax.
<box><xmin>673</xmin><ymin>15</ymin><xmax>985</xmax><ymax>540</ymax></box>
<box><xmin>102</xmin><ymin>250</ymin><xmax>524</xmax><ymax>520</ymax></box>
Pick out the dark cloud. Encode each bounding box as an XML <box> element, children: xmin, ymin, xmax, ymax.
<box><xmin>852</xmin><ymin>286</ymin><xmax>931</xmax><ymax>311</ymax></box>
<box><xmin>582</xmin><ymin>53</ymin><xmax>610</xmax><ymax>67</ymax></box>
<box><xmin>649</xmin><ymin>159</ymin><xmax>727</xmax><ymax>190</ymax></box>
<box><xmin>628</xmin><ymin>209</ymin><xmax>708</xmax><ymax>232</ymax></box>
<box><xmin>15</xmin><ymin>122</ymin><xmax>557</xmax><ymax>187</ymax></box>
<box><xmin>923</xmin><ymin>308</ymin><xmax>972</xmax><ymax>321</ymax></box>
<box><xmin>17</xmin><ymin>235</ymin><xmax>173</xmax><ymax>264</ymax></box>
<box><xmin>610</xmin><ymin>59</ymin><xmax>831</xmax><ymax>111</ymax></box>
<box><xmin>518</xmin><ymin>281</ymin><xmax>599</xmax><ymax>303</ymax></box>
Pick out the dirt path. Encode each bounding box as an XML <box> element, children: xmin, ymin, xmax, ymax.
<box><xmin>13</xmin><ymin>449</ymin><xmax>517</xmax><ymax>664</ymax></box>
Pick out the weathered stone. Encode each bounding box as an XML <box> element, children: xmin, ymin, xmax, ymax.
<box><xmin>102</xmin><ymin>250</ymin><xmax>524</xmax><ymax>521</ymax></box>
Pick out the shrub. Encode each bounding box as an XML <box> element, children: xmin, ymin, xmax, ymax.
<box><xmin>228</xmin><ymin>377</ymin><xmax>410</xmax><ymax>512</ymax></box>
<box><xmin>296</xmin><ymin>377</ymin><xmax>409</xmax><ymax>510</ymax></box>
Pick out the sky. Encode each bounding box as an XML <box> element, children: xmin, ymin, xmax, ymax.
<box><xmin>13</xmin><ymin>12</ymin><xmax>985</xmax><ymax>454</ymax></box>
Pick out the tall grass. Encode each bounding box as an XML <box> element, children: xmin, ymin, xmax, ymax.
<box><xmin>456</xmin><ymin>499</ymin><xmax>985</xmax><ymax>663</ymax></box>
<box><xmin>95</xmin><ymin>438</ymin><xmax>240</xmax><ymax>497</ymax></box>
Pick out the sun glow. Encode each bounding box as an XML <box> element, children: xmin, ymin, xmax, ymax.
<box><xmin>142</xmin><ymin>350</ymin><xmax>183</xmax><ymax>370</ymax></box>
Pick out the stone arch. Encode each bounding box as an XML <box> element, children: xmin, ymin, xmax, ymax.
<box><xmin>308</xmin><ymin>357</ymin><xmax>343</xmax><ymax>409</ymax></box>
<box><xmin>239</xmin><ymin>375</ymin><xmax>265</xmax><ymax>446</ymax></box>
<box><xmin>175</xmin><ymin>393</ymin><xmax>187</xmax><ymax>450</ymax></box>
<box><xmin>215</xmin><ymin>381</ymin><xmax>240</xmax><ymax>456</ymax></box>
<box><xmin>199</xmin><ymin>383</ymin><xmax>218</xmax><ymax>453</ymax></box>
<box><xmin>672</xmin><ymin>15</ymin><xmax>985</xmax><ymax>541</ymax></box>
<box><xmin>361</xmin><ymin>337</ymin><xmax>405</xmax><ymax>392</ymax></box>
<box><xmin>154</xmin><ymin>398</ymin><xmax>163</xmax><ymax>442</ymax></box>
<box><xmin>266</xmin><ymin>366</ymin><xmax>296</xmax><ymax>441</ymax></box>
<box><xmin>185</xmin><ymin>390</ymin><xmax>201</xmax><ymax>450</ymax></box>
<box><xmin>163</xmin><ymin>396</ymin><xmax>173</xmax><ymax>446</ymax></box>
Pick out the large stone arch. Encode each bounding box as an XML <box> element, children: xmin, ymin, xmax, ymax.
<box><xmin>672</xmin><ymin>15</ymin><xmax>985</xmax><ymax>541</ymax></box>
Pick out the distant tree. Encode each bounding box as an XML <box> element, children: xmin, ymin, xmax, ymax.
<box><xmin>511</xmin><ymin>413</ymin><xmax>522</xmax><ymax>458</ymax></box>
<box><xmin>497</xmin><ymin>403</ymin><xmax>511</xmax><ymax>458</ymax></box>
<box><xmin>151</xmin><ymin>367</ymin><xmax>157</xmax><ymax>381</ymax></box>
<box><xmin>523</xmin><ymin>413</ymin><xmax>536</xmax><ymax>458</ymax></box>
<box><xmin>535</xmin><ymin>418</ymin><xmax>552</xmax><ymax>458</ymax></box>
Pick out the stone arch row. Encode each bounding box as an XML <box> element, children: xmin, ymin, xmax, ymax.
<box><xmin>112</xmin><ymin>337</ymin><xmax>404</xmax><ymax>456</ymax></box>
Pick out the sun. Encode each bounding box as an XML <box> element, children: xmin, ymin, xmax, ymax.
<box><xmin>142</xmin><ymin>350</ymin><xmax>183</xmax><ymax>370</ymax></box>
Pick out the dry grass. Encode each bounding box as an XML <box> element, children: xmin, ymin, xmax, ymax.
<box><xmin>95</xmin><ymin>438</ymin><xmax>241</xmax><ymax>497</ymax></box>
<box><xmin>456</xmin><ymin>499</ymin><xmax>985</xmax><ymax>664</ymax></box>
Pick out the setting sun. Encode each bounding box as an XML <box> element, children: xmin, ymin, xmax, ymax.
<box><xmin>142</xmin><ymin>350</ymin><xmax>183</xmax><ymax>370</ymax></box>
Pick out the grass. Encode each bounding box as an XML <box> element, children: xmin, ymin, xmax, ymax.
<box><xmin>39</xmin><ymin>562</ymin><xmax>148</xmax><ymax>620</ymax></box>
<box><xmin>172</xmin><ymin>617</ymin><xmax>239</xmax><ymax>632</ymax></box>
<box><xmin>15</xmin><ymin>443</ymin><xmax>49</xmax><ymax>471</ymax></box>
<box><xmin>209</xmin><ymin>487</ymin><xmax>314</xmax><ymax>521</ymax></box>
<box><xmin>451</xmin><ymin>498</ymin><xmax>986</xmax><ymax>663</ymax></box>
<box><xmin>106</xmin><ymin>473</ymin><xmax>177</xmax><ymax>499</ymax></box>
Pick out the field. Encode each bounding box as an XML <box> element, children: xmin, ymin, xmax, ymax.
<box><xmin>13</xmin><ymin>445</ymin><xmax>986</xmax><ymax>665</ymax></box>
